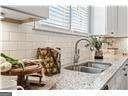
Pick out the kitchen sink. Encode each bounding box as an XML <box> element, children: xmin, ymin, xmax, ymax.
<box><xmin>64</xmin><ymin>61</ymin><xmax>112</xmax><ymax>74</ymax></box>
<box><xmin>79</xmin><ymin>61</ymin><xmax>112</xmax><ymax>70</ymax></box>
<box><xmin>64</xmin><ymin>65</ymin><xmax>104</xmax><ymax>74</ymax></box>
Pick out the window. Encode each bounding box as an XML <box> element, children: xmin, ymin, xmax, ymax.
<box><xmin>40</xmin><ymin>6</ymin><xmax>89</xmax><ymax>33</ymax></box>
<box><xmin>41</xmin><ymin>6</ymin><xmax>70</xmax><ymax>29</ymax></box>
<box><xmin>71</xmin><ymin>6</ymin><xmax>89</xmax><ymax>33</ymax></box>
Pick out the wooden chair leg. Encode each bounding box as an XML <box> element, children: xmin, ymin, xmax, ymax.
<box><xmin>39</xmin><ymin>76</ymin><xmax>42</xmax><ymax>84</ymax></box>
<box><xmin>25</xmin><ymin>76</ymin><xmax>28</xmax><ymax>82</ymax></box>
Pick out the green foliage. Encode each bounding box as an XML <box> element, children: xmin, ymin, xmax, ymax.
<box><xmin>0</xmin><ymin>53</ymin><xmax>24</xmax><ymax>69</ymax></box>
<box><xmin>90</xmin><ymin>36</ymin><xmax>109</xmax><ymax>50</ymax></box>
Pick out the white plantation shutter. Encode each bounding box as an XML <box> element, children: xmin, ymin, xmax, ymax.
<box><xmin>40</xmin><ymin>6</ymin><xmax>89</xmax><ymax>33</ymax></box>
<box><xmin>41</xmin><ymin>6</ymin><xmax>70</xmax><ymax>29</ymax></box>
<box><xmin>71</xmin><ymin>6</ymin><xmax>89</xmax><ymax>33</ymax></box>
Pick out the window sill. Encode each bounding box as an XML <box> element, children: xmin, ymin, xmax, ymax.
<box><xmin>33</xmin><ymin>24</ymin><xmax>89</xmax><ymax>37</ymax></box>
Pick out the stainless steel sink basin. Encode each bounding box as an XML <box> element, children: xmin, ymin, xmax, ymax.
<box><xmin>79</xmin><ymin>61</ymin><xmax>112</xmax><ymax>70</ymax></box>
<box><xmin>64</xmin><ymin>61</ymin><xmax>112</xmax><ymax>74</ymax></box>
<box><xmin>64</xmin><ymin>65</ymin><xmax>104</xmax><ymax>74</ymax></box>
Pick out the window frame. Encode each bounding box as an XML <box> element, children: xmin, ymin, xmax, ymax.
<box><xmin>38</xmin><ymin>6</ymin><xmax>90</xmax><ymax>35</ymax></box>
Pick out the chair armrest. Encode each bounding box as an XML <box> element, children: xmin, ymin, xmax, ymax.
<box><xmin>22</xmin><ymin>59</ymin><xmax>42</xmax><ymax>66</ymax></box>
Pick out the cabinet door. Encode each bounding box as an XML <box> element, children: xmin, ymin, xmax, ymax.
<box><xmin>1</xmin><ymin>6</ymin><xmax>49</xmax><ymax>20</ymax></box>
<box><xmin>107</xmin><ymin>6</ymin><xmax>118</xmax><ymax>35</ymax></box>
<box><xmin>106</xmin><ymin>75</ymin><xmax>117</xmax><ymax>90</ymax></box>
<box><xmin>116</xmin><ymin>67</ymin><xmax>126</xmax><ymax>89</ymax></box>
<box><xmin>122</xmin><ymin>63</ymin><xmax>128</xmax><ymax>90</ymax></box>
<box><xmin>126</xmin><ymin>69</ymin><xmax>128</xmax><ymax>89</ymax></box>
<box><xmin>125</xmin><ymin>60</ymin><xmax>128</xmax><ymax>89</ymax></box>
<box><xmin>106</xmin><ymin>62</ymin><xmax>127</xmax><ymax>90</ymax></box>
<box><xmin>107</xmin><ymin>6</ymin><xmax>127</xmax><ymax>37</ymax></box>
<box><xmin>91</xmin><ymin>7</ymin><xmax>106</xmax><ymax>35</ymax></box>
<box><xmin>115</xmin><ymin>68</ymin><xmax>122</xmax><ymax>89</ymax></box>
<box><xmin>117</xmin><ymin>6</ymin><xmax>127</xmax><ymax>37</ymax></box>
<box><xmin>11</xmin><ymin>6</ymin><xmax>49</xmax><ymax>18</ymax></box>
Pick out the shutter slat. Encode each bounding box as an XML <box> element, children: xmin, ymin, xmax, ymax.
<box><xmin>71</xmin><ymin>6</ymin><xmax>89</xmax><ymax>33</ymax></box>
<box><xmin>41</xmin><ymin>6</ymin><xmax>70</xmax><ymax>29</ymax></box>
<box><xmin>40</xmin><ymin>6</ymin><xmax>89</xmax><ymax>33</ymax></box>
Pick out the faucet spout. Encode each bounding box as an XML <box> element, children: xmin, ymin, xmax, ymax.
<box><xmin>74</xmin><ymin>51</ymin><xmax>79</xmax><ymax>63</ymax></box>
<box><xmin>73</xmin><ymin>38</ymin><xmax>91</xmax><ymax>65</ymax></box>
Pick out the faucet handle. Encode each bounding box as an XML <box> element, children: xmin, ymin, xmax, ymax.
<box><xmin>90</xmin><ymin>46</ymin><xmax>94</xmax><ymax>51</ymax></box>
<box><xmin>85</xmin><ymin>43</ymin><xmax>90</xmax><ymax>47</ymax></box>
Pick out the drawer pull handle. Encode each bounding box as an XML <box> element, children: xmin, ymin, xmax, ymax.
<box><xmin>102</xmin><ymin>85</ymin><xmax>109</xmax><ymax>90</ymax></box>
<box><xmin>124</xmin><ymin>73</ymin><xmax>127</xmax><ymax>76</ymax></box>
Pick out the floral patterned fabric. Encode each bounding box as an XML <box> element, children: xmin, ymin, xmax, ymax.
<box><xmin>36</xmin><ymin>47</ymin><xmax>61</xmax><ymax>76</ymax></box>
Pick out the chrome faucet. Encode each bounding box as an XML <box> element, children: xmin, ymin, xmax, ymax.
<box><xmin>73</xmin><ymin>38</ymin><xmax>93</xmax><ymax>67</ymax></box>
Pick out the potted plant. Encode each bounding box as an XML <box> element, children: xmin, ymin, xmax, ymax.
<box><xmin>90</xmin><ymin>36</ymin><xmax>108</xmax><ymax>59</ymax></box>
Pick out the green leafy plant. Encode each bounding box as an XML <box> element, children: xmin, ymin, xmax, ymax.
<box><xmin>0</xmin><ymin>53</ymin><xmax>24</xmax><ymax>69</ymax></box>
<box><xmin>90</xmin><ymin>36</ymin><xmax>110</xmax><ymax>50</ymax></box>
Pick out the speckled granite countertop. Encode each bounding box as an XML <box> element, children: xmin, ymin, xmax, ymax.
<box><xmin>0</xmin><ymin>76</ymin><xmax>17</xmax><ymax>90</ymax></box>
<box><xmin>52</xmin><ymin>54</ymin><xmax>128</xmax><ymax>90</ymax></box>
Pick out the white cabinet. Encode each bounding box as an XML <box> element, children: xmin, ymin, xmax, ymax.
<box><xmin>107</xmin><ymin>6</ymin><xmax>128</xmax><ymax>37</ymax></box>
<box><xmin>115</xmin><ymin>65</ymin><xmax>126</xmax><ymax>90</ymax></box>
<box><xmin>107</xmin><ymin>6</ymin><xmax>118</xmax><ymax>35</ymax></box>
<box><xmin>104</xmin><ymin>59</ymin><xmax>128</xmax><ymax>90</ymax></box>
<box><xmin>92</xmin><ymin>6</ymin><xmax>128</xmax><ymax>37</ymax></box>
<box><xmin>91</xmin><ymin>7</ymin><xmax>106</xmax><ymax>35</ymax></box>
<box><xmin>117</xmin><ymin>7</ymin><xmax>127</xmax><ymax>37</ymax></box>
<box><xmin>1</xmin><ymin>6</ymin><xmax>49</xmax><ymax>20</ymax></box>
<box><xmin>105</xmin><ymin>74</ymin><xmax>116</xmax><ymax>89</ymax></box>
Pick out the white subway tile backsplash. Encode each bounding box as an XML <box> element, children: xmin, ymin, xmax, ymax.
<box><xmin>20</xmin><ymin>24</ymin><xmax>33</xmax><ymax>32</ymax></box>
<box><xmin>2</xmin><ymin>31</ymin><xmax>10</xmax><ymax>41</ymax></box>
<box><xmin>26</xmin><ymin>33</ymin><xmax>34</xmax><ymax>41</ymax></box>
<box><xmin>10</xmin><ymin>32</ymin><xmax>26</xmax><ymax>41</ymax></box>
<box><xmin>2</xmin><ymin>42</ymin><xmax>18</xmax><ymax>51</ymax></box>
<box><xmin>15</xmin><ymin>50</ymin><xmax>27</xmax><ymax>59</ymax></box>
<box><xmin>9</xmin><ymin>50</ymin><xmax>19</xmax><ymax>58</ymax></box>
<box><xmin>1</xmin><ymin>50</ymin><xmax>10</xmax><ymax>56</ymax></box>
<box><xmin>0</xmin><ymin>42</ymin><xmax>2</xmax><ymax>48</ymax></box>
<box><xmin>2</xmin><ymin>22</ymin><xmax>18</xmax><ymax>32</ymax></box>
<box><xmin>18</xmin><ymin>42</ymin><xmax>33</xmax><ymax>50</ymax></box>
<box><xmin>1</xmin><ymin>21</ymin><xmax>106</xmax><ymax>65</ymax></box>
<box><xmin>25</xmin><ymin>49</ymin><xmax>37</xmax><ymax>59</ymax></box>
<box><xmin>8</xmin><ymin>42</ymin><xmax>18</xmax><ymax>50</ymax></box>
<box><xmin>2</xmin><ymin>42</ymin><xmax>10</xmax><ymax>50</ymax></box>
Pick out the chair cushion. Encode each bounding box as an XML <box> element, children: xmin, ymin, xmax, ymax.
<box><xmin>36</xmin><ymin>47</ymin><xmax>61</xmax><ymax>76</ymax></box>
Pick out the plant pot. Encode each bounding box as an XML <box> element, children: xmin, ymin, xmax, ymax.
<box><xmin>94</xmin><ymin>49</ymin><xmax>103</xmax><ymax>59</ymax></box>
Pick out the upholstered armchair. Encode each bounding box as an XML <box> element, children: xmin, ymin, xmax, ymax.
<box><xmin>25</xmin><ymin>47</ymin><xmax>61</xmax><ymax>86</ymax></box>
<box><xmin>36</xmin><ymin>47</ymin><xmax>61</xmax><ymax>76</ymax></box>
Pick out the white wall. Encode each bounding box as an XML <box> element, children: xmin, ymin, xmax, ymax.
<box><xmin>91</xmin><ymin>6</ymin><xmax>106</xmax><ymax>35</ymax></box>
